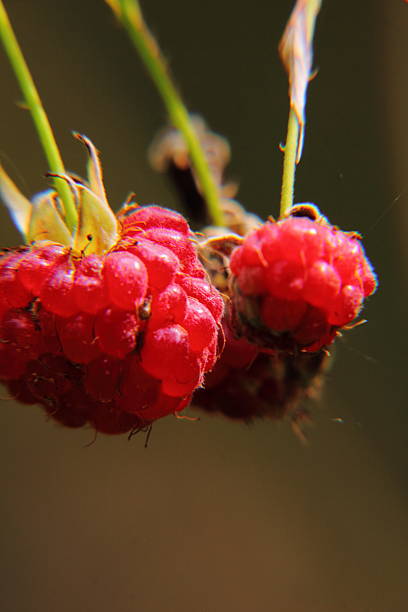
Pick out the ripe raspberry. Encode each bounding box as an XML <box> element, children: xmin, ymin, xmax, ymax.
<box><xmin>229</xmin><ymin>208</ymin><xmax>377</xmax><ymax>352</ymax></box>
<box><xmin>0</xmin><ymin>136</ymin><xmax>224</xmax><ymax>434</ymax></box>
<box><xmin>193</xmin><ymin>347</ymin><xmax>330</xmax><ymax>425</ymax></box>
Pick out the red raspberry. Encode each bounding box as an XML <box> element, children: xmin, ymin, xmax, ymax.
<box><xmin>0</xmin><ymin>139</ymin><xmax>224</xmax><ymax>434</ymax></box>
<box><xmin>229</xmin><ymin>211</ymin><xmax>377</xmax><ymax>352</ymax></box>
<box><xmin>193</xmin><ymin>346</ymin><xmax>330</xmax><ymax>424</ymax></box>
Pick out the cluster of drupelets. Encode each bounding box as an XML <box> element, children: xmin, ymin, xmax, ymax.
<box><xmin>0</xmin><ymin>204</ymin><xmax>224</xmax><ymax>433</ymax></box>
<box><xmin>0</xmin><ymin>124</ymin><xmax>377</xmax><ymax>436</ymax></box>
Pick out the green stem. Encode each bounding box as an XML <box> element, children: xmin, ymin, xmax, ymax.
<box><xmin>279</xmin><ymin>107</ymin><xmax>299</xmax><ymax>218</ymax></box>
<box><xmin>109</xmin><ymin>0</ymin><xmax>225</xmax><ymax>227</ymax></box>
<box><xmin>0</xmin><ymin>0</ymin><xmax>77</xmax><ymax>231</ymax></box>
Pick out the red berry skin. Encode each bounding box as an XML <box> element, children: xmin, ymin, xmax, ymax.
<box><xmin>265</xmin><ymin>259</ymin><xmax>305</xmax><ymax>300</ymax></box>
<box><xmin>47</xmin><ymin>388</ymin><xmax>90</xmax><ymax>429</ymax></box>
<box><xmin>230</xmin><ymin>215</ymin><xmax>377</xmax><ymax>351</ymax></box>
<box><xmin>141</xmin><ymin>324</ymin><xmax>203</xmax><ymax>397</ymax></box>
<box><xmin>37</xmin><ymin>307</ymin><xmax>62</xmax><ymax>354</ymax></box>
<box><xmin>73</xmin><ymin>254</ymin><xmax>110</xmax><ymax>314</ymax></box>
<box><xmin>104</xmin><ymin>251</ymin><xmax>148</xmax><ymax>311</ymax></box>
<box><xmin>7</xmin><ymin>378</ymin><xmax>38</xmax><ymax>405</ymax></box>
<box><xmin>195</xmin><ymin>315</ymin><xmax>259</xmax><ymax>396</ymax></box>
<box><xmin>95</xmin><ymin>307</ymin><xmax>139</xmax><ymax>358</ymax></box>
<box><xmin>143</xmin><ymin>228</ymin><xmax>192</xmax><ymax>270</ymax></box>
<box><xmin>161</xmin><ymin>356</ymin><xmax>201</xmax><ymax>397</ymax></box>
<box><xmin>24</xmin><ymin>354</ymin><xmax>78</xmax><ymax>401</ymax></box>
<box><xmin>302</xmin><ymin>261</ymin><xmax>341</xmax><ymax>309</ymax></box>
<box><xmin>328</xmin><ymin>284</ymin><xmax>364</xmax><ymax>327</ymax></box>
<box><xmin>177</xmin><ymin>275</ymin><xmax>224</xmax><ymax>321</ymax></box>
<box><xmin>40</xmin><ymin>255</ymin><xmax>79</xmax><ymax>318</ymax></box>
<box><xmin>129</xmin><ymin>239</ymin><xmax>179</xmax><ymax>291</ymax></box>
<box><xmin>18</xmin><ymin>244</ymin><xmax>66</xmax><ymax>294</ymax></box>
<box><xmin>0</xmin><ymin>309</ymin><xmax>41</xmax><ymax>358</ymax></box>
<box><xmin>182</xmin><ymin>297</ymin><xmax>217</xmax><ymax>353</ymax></box>
<box><xmin>117</xmin><ymin>356</ymin><xmax>161</xmax><ymax>415</ymax></box>
<box><xmin>0</xmin><ymin>343</ymin><xmax>28</xmax><ymax>379</ymax></box>
<box><xmin>292</xmin><ymin>306</ymin><xmax>335</xmax><ymax>349</ymax></box>
<box><xmin>149</xmin><ymin>283</ymin><xmax>187</xmax><ymax>329</ymax></box>
<box><xmin>217</xmin><ymin>319</ymin><xmax>259</xmax><ymax>369</ymax></box>
<box><xmin>56</xmin><ymin>312</ymin><xmax>101</xmax><ymax>364</ymax></box>
<box><xmin>121</xmin><ymin>205</ymin><xmax>189</xmax><ymax>235</ymax></box>
<box><xmin>235</xmin><ymin>265</ymin><xmax>267</xmax><ymax>296</ymax></box>
<box><xmin>84</xmin><ymin>355</ymin><xmax>123</xmax><ymax>403</ymax></box>
<box><xmin>261</xmin><ymin>296</ymin><xmax>307</xmax><ymax>332</ymax></box>
<box><xmin>141</xmin><ymin>324</ymin><xmax>191</xmax><ymax>381</ymax></box>
<box><xmin>0</xmin><ymin>251</ymin><xmax>32</xmax><ymax>308</ymax></box>
<box><xmin>89</xmin><ymin>400</ymin><xmax>141</xmax><ymax>435</ymax></box>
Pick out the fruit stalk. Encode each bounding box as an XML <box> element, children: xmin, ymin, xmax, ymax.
<box><xmin>279</xmin><ymin>108</ymin><xmax>300</xmax><ymax>217</ymax></box>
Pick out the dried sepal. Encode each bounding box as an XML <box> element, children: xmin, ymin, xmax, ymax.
<box><xmin>200</xmin><ymin>234</ymin><xmax>244</xmax><ymax>258</ymax></box>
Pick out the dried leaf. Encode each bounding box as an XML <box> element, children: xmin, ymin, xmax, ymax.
<box><xmin>202</xmin><ymin>234</ymin><xmax>244</xmax><ymax>257</ymax></box>
<box><xmin>279</xmin><ymin>0</ymin><xmax>322</xmax><ymax>161</ymax></box>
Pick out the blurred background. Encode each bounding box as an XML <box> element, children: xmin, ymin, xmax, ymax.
<box><xmin>0</xmin><ymin>1</ymin><xmax>407</xmax><ymax>610</ymax></box>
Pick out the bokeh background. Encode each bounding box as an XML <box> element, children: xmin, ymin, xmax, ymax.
<box><xmin>1</xmin><ymin>1</ymin><xmax>407</xmax><ymax>610</ymax></box>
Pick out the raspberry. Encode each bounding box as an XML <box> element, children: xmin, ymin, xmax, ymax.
<box><xmin>193</xmin><ymin>347</ymin><xmax>330</xmax><ymax>424</ymax></box>
<box><xmin>229</xmin><ymin>211</ymin><xmax>377</xmax><ymax>352</ymax></box>
<box><xmin>0</xmin><ymin>137</ymin><xmax>224</xmax><ymax>434</ymax></box>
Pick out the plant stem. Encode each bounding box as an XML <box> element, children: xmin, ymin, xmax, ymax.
<box><xmin>279</xmin><ymin>107</ymin><xmax>299</xmax><ymax>218</ymax></box>
<box><xmin>108</xmin><ymin>0</ymin><xmax>225</xmax><ymax>227</ymax></box>
<box><xmin>0</xmin><ymin>0</ymin><xmax>77</xmax><ymax>231</ymax></box>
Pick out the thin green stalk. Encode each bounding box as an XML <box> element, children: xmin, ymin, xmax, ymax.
<box><xmin>107</xmin><ymin>0</ymin><xmax>224</xmax><ymax>227</ymax></box>
<box><xmin>279</xmin><ymin>108</ymin><xmax>299</xmax><ymax>217</ymax></box>
<box><xmin>0</xmin><ymin>0</ymin><xmax>77</xmax><ymax>231</ymax></box>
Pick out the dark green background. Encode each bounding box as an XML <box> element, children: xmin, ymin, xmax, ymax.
<box><xmin>1</xmin><ymin>1</ymin><xmax>407</xmax><ymax>610</ymax></box>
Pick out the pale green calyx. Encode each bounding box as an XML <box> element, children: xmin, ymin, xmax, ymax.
<box><xmin>0</xmin><ymin>135</ymin><xmax>120</xmax><ymax>254</ymax></box>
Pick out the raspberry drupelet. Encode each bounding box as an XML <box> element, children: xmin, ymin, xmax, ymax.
<box><xmin>0</xmin><ymin>135</ymin><xmax>223</xmax><ymax>434</ymax></box>
<box><xmin>229</xmin><ymin>205</ymin><xmax>377</xmax><ymax>353</ymax></box>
